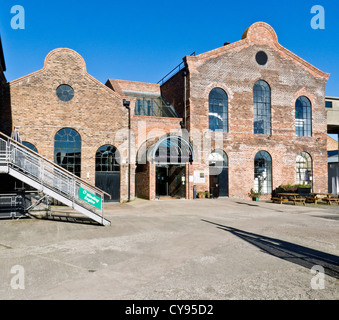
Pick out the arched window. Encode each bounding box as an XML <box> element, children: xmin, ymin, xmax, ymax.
<box><xmin>153</xmin><ymin>135</ymin><xmax>193</xmax><ymax>164</ymax></box>
<box><xmin>296</xmin><ymin>152</ymin><xmax>313</xmax><ymax>186</ymax></box>
<box><xmin>209</xmin><ymin>88</ymin><xmax>228</xmax><ymax>132</ymax></box>
<box><xmin>209</xmin><ymin>149</ymin><xmax>228</xmax><ymax>175</ymax></box>
<box><xmin>54</xmin><ymin>128</ymin><xmax>81</xmax><ymax>177</ymax></box>
<box><xmin>254</xmin><ymin>151</ymin><xmax>272</xmax><ymax>194</ymax></box>
<box><xmin>95</xmin><ymin>145</ymin><xmax>120</xmax><ymax>172</ymax></box>
<box><xmin>253</xmin><ymin>80</ymin><xmax>271</xmax><ymax>135</ymax></box>
<box><xmin>295</xmin><ymin>96</ymin><xmax>312</xmax><ymax>137</ymax></box>
<box><xmin>22</xmin><ymin>141</ymin><xmax>38</xmax><ymax>153</ymax></box>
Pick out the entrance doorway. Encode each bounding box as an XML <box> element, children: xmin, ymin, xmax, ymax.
<box><xmin>156</xmin><ymin>165</ymin><xmax>186</xmax><ymax>199</ymax></box>
<box><xmin>95</xmin><ymin>145</ymin><xmax>120</xmax><ymax>202</ymax></box>
<box><xmin>209</xmin><ymin>150</ymin><xmax>229</xmax><ymax>198</ymax></box>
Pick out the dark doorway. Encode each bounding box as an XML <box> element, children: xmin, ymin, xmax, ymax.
<box><xmin>95</xmin><ymin>172</ymin><xmax>120</xmax><ymax>202</ymax></box>
<box><xmin>95</xmin><ymin>145</ymin><xmax>120</xmax><ymax>202</ymax></box>
<box><xmin>156</xmin><ymin>165</ymin><xmax>186</xmax><ymax>199</ymax></box>
<box><xmin>210</xmin><ymin>167</ymin><xmax>229</xmax><ymax>198</ymax></box>
<box><xmin>209</xmin><ymin>150</ymin><xmax>229</xmax><ymax>198</ymax></box>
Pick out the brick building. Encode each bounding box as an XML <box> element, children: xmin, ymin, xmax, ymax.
<box><xmin>0</xmin><ymin>22</ymin><xmax>330</xmax><ymax>202</ymax></box>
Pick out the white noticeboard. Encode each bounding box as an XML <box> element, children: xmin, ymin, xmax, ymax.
<box><xmin>194</xmin><ymin>171</ymin><xmax>206</xmax><ymax>184</ymax></box>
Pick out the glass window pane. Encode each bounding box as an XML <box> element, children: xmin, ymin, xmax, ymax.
<box><xmin>209</xmin><ymin>88</ymin><xmax>228</xmax><ymax>132</ymax></box>
<box><xmin>296</xmin><ymin>152</ymin><xmax>313</xmax><ymax>186</ymax></box>
<box><xmin>295</xmin><ymin>96</ymin><xmax>312</xmax><ymax>137</ymax></box>
<box><xmin>254</xmin><ymin>151</ymin><xmax>272</xmax><ymax>194</ymax></box>
<box><xmin>253</xmin><ymin>81</ymin><xmax>271</xmax><ymax>135</ymax></box>
<box><xmin>54</xmin><ymin>128</ymin><xmax>81</xmax><ymax>177</ymax></box>
<box><xmin>95</xmin><ymin>145</ymin><xmax>120</xmax><ymax>172</ymax></box>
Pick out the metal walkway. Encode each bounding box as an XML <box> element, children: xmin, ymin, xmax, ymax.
<box><xmin>0</xmin><ymin>132</ymin><xmax>111</xmax><ymax>226</ymax></box>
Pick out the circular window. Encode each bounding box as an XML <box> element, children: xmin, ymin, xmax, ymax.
<box><xmin>56</xmin><ymin>84</ymin><xmax>74</xmax><ymax>102</ymax></box>
<box><xmin>256</xmin><ymin>51</ymin><xmax>268</xmax><ymax>66</ymax></box>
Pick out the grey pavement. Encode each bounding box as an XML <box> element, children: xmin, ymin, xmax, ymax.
<box><xmin>0</xmin><ymin>198</ymin><xmax>338</xmax><ymax>300</ymax></box>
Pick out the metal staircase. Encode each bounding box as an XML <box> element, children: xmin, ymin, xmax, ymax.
<box><xmin>0</xmin><ymin>132</ymin><xmax>111</xmax><ymax>226</ymax></box>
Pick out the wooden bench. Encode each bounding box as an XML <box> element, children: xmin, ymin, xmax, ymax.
<box><xmin>272</xmin><ymin>197</ymin><xmax>289</xmax><ymax>204</ymax></box>
<box><xmin>272</xmin><ymin>194</ymin><xmax>306</xmax><ymax>206</ymax></box>
<box><xmin>292</xmin><ymin>197</ymin><xmax>306</xmax><ymax>206</ymax></box>
<box><xmin>306</xmin><ymin>195</ymin><xmax>320</xmax><ymax>204</ymax></box>
<box><xmin>322</xmin><ymin>197</ymin><xmax>339</xmax><ymax>205</ymax></box>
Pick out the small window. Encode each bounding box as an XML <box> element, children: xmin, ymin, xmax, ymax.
<box><xmin>326</xmin><ymin>101</ymin><xmax>333</xmax><ymax>108</ymax></box>
<box><xmin>256</xmin><ymin>51</ymin><xmax>268</xmax><ymax>66</ymax></box>
<box><xmin>56</xmin><ymin>84</ymin><xmax>74</xmax><ymax>102</ymax></box>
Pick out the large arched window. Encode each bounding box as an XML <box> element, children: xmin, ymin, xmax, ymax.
<box><xmin>209</xmin><ymin>88</ymin><xmax>228</xmax><ymax>132</ymax></box>
<box><xmin>296</xmin><ymin>152</ymin><xmax>313</xmax><ymax>186</ymax></box>
<box><xmin>54</xmin><ymin>128</ymin><xmax>81</xmax><ymax>177</ymax></box>
<box><xmin>95</xmin><ymin>145</ymin><xmax>120</xmax><ymax>172</ymax></box>
<box><xmin>254</xmin><ymin>151</ymin><xmax>272</xmax><ymax>194</ymax></box>
<box><xmin>295</xmin><ymin>96</ymin><xmax>312</xmax><ymax>137</ymax></box>
<box><xmin>253</xmin><ymin>80</ymin><xmax>271</xmax><ymax>135</ymax></box>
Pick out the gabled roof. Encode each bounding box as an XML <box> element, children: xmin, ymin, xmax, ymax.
<box><xmin>185</xmin><ymin>22</ymin><xmax>330</xmax><ymax>81</ymax></box>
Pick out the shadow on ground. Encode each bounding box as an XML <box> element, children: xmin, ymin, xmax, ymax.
<box><xmin>202</xmin><ymin>220</ymin><xmax>339</xmax><ymax>280</ymax></box>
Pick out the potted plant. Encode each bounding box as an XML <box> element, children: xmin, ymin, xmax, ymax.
<box><xmin>205</xmin><ymin>191</ymin><xmax>211</xmax><ymax>199</ymax></box>
<box><xmin>249</xmin><ymin>188</ymin><xmax>262</xmax><ymax>201</ymax></box>
<box><xmin>197</xmin><ymin>192</ymin><xmax>205</xmax><ymax>199</ymax></box>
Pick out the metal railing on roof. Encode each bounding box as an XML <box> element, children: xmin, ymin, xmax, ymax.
<box><xmin>157</xmin><ymin>52</ymin><xmax>195</xmax><ymax>86</ymax></box>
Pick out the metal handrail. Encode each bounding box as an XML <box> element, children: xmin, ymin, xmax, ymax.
<box><xmin>157</xmin><ymin>52</ymin><xmax>195</xmax><ymax>85</ymax></box>
<box><xmin>0</xmin><ymin>133</ymin><xmax>110</xmax><ymax>224</ymax></box>
<box><xmin>0</xmin><ymin>132</ymin><xmax>110</xmax><ymax>198</ymax></box>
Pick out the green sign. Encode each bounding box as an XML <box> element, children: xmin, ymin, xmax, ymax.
<box><xmin>79</xmin><ymin>187</ymin><xmax>102</xmax><ymax>210</ymax></box>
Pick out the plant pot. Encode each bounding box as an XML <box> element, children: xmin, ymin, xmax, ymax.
<box><xmin>252</xmin><ymin>197</ymin><xmax>259</xmax><ymax>201</ymax></box>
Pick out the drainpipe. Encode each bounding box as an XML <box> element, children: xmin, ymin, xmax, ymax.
<box><xmin>183</xmin><ymin>70</ymin><xmax>187</xmax><ymax>129</ymax></box>
<box><xmin>123</xmin><ymin>99</ymin><xmax>131</xmax><ymax>202</ymax></box>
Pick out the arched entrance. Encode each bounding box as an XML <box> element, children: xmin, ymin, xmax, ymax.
<box><xmin>153</xmin><ymin>136</ymin><xmax>193</xmax><ymax>199</ymax></box>
<box><xmin>209</xmin><ymin>150</ymin><xmax>229</xmax><ymax>198</ymax></box>
<box><xmin>135</xmin><ymin>135</ymin><xmax>193</xmax><ymax>200</ymax></box>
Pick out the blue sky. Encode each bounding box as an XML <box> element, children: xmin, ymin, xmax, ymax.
<box><xmin>0</xmin><ymin>0</ymin><xmax>338</xmax><ymax>97</ymax></box>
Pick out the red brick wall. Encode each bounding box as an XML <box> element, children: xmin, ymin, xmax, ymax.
<box><xmin>5</xmin><ymin>48</ymin><xmax>131</xmax><ymax>202</ymax></box>
<box><xmin>163</xmin><ymin>22</ymin><xmax>329</xmax><ymax>199</ymax></box>
<box><xmin>2</xmin><ymin>22</ymin><xmax>330</xmax><ymax>203</ymax></box>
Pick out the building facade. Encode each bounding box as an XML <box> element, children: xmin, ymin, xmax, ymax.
<box><xmin>0</xmin><ymin>22</ymin><xmax>330</xmax><ymax>202</ymax></box>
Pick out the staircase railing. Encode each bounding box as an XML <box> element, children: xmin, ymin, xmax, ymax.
<box><xmin>0</xmin><ymin>132</ymin><xmax>111</xmax><ymax>225</ymax></box>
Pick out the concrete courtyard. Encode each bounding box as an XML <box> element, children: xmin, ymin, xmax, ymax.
<box><xmin>0</xmin><ymin>197</ymin><xmax>338</xmax><ymax>300</ymax></box>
